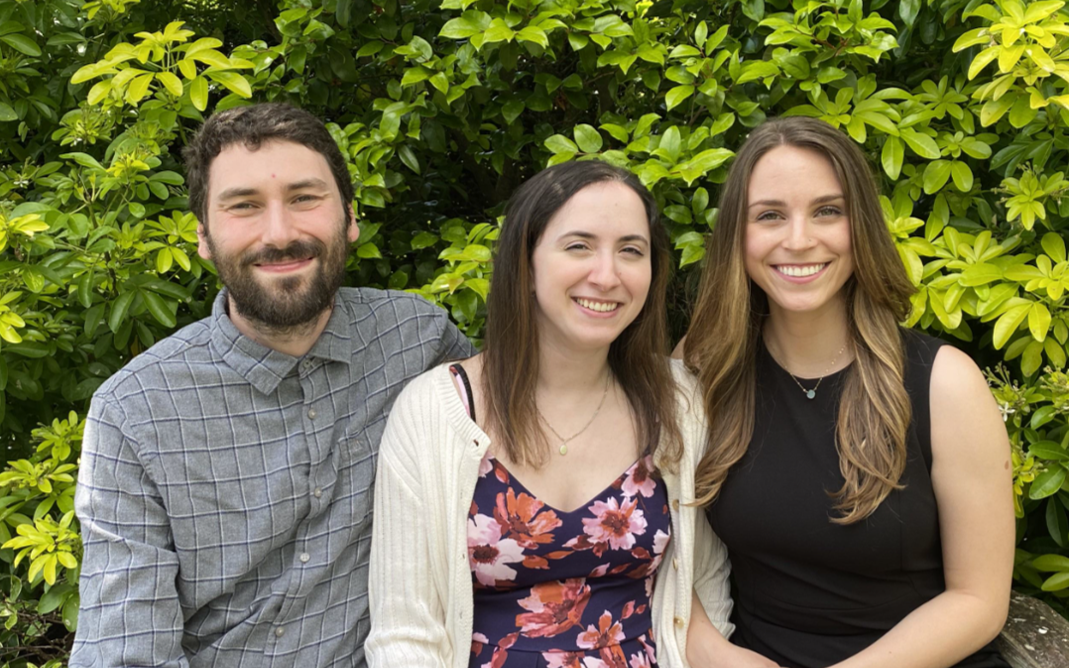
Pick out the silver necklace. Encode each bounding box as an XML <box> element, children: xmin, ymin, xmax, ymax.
<box><xmin>536</xmin><ymin>373</ymin><xmax>611</xmax><ymax>455</ymax></box>
<box><xmin>771</xmin><ymin>343</ymin><xmax>848</xmax><ymax>400</ymax></box>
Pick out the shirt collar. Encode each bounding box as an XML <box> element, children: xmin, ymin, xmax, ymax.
<box><xmin>209</xmin><ymin>289</ymin><xmax>353</xmax><ymax>395</ymax></box>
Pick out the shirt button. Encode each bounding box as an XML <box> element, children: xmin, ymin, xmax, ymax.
<box><xmin>308</xmin><ymin>408</ymin><xmax>317</xmax><ymax>419</ymax></box>
<box><xmin>299</xmin><ymin>552</ymin><xmax>310</xmax><ymax>563</ymax></box>
<box><xmin>275</xmin><ymin>626</ymin><xmax>285</xmax><ymax>638</ymax></box>
<box><xmin>672</xmin><ymin>557</ymin><xmax>679</xmax><ymax>570</ymax></box>
<box><xmin>313</xmin><ymin>488</ymin><xmax>323</xmax><ymax>498</ymax></box>
<box><xmin>674</xmin><ymin>616</ymin><xmax>684</xmax><ymax>629</ymax></box>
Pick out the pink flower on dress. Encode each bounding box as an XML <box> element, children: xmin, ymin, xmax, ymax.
<box><xmin>516</xmin><ymin>578</ymin><xmax>591</xmax><ymax>637</ymax></box>
<box><xmin>620</xmin><ymin>456</ymin><xmax>657</xmax><ymax>498</ymax></box>
<box><xmin>468</xmin><ymin>513</ymin><xmax>524</xmax><ymax>587</ymax></box>
<box><xmin>471</xmin><ymin>632</ymin><xmax>489</xmax><ymax>656</ymax></box>
<box><xmin>543</xmin><ymin>652</ymin><xmax>586</xmax><ymax>668</ymax></box>
<box><xmin>629</xmin><ymin>651</ymin><xmax>653</xmax><ymax>668</ymax></box>
<box><xmin>577</xmin><ymin>611</ymin><xmax>625</xmax><ymax>650</ymax></box>
<box><xmin>478</xmin><ymin>453</ymin><xmax>494</xmax><ymax>477</ymax></box>
<box><xmin>581</xmin><ymin>497</ymin><xmax>647</xmax><ymax>552</ymax></box>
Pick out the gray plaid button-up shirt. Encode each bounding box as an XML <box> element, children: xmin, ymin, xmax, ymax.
<box><xmin>72</xmin><ymin>287</ymin><xmax>475</xmax><ymax>668</ymax></box>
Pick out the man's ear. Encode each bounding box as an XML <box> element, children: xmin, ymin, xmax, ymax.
<box><xmin>197</xmin><ymin>222</ymin><xmax>212</xmax><ymax>260</ymax></box>
<box><xmin>347</xmin><ymin>205</ymin><xmax>360</xmax><ymax>244</ymax></box>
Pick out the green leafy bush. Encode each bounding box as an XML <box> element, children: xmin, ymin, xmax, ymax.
<box><xmin>4</xmin><ymin>0</ymin><xmax>1069</xmax><ymax>662</ymax></box>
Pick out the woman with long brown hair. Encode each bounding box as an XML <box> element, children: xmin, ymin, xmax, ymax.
<box><xmin>679</xmin><ymin>117</ymin><xmax>1013</xmax><ymax>668</ymax></box>
<box><xmin>366</xmin><ymin>161</ymin><xmax>742</xmax><ymax>667</ymax></box>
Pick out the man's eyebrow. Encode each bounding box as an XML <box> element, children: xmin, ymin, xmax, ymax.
<box><xmin>215</xmin><ymin>179</ymin><xmax>332</xmax><ymax>203</ymax></box>
<box><xmin>748</xmin><ymin>193</ymin><xmax>845</xmax><ymax>209</ymax></box>
<box><xmin>285</xmin><ymin>178</ymin><xmax>331</xmax><ymax>192</ymax></box>
<box><xmin>216</xmin><ymin>187</ymin><xmax>259</xmax><ymax>202</ymax></box>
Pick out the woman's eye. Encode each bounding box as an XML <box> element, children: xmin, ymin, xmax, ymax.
<box><xmin>755</xmin><ymin>211</ymin><xmax>782</xmax><ymax>221</ymax></box>
<box><xmin>816</xmin><ymin>206</ymin><xmax>843</xmax><ymax>217</ymax></box>
<box><xmin>565</xmin><ymin>243</ymin><xmax>589</xmax><ymax>251</ymax></box>
<box><xmin>622</xmin><ymin>246</ymin><xmax>645</xmax><ymax>256</ymax></box>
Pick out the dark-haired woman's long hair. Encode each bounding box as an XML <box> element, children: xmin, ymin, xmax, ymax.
<box><xmin>483</xmin><ymin>160</ymin><xmax>682</xmax><ymax>471</ymax></box>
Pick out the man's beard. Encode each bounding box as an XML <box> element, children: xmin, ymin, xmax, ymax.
<box><xmin>206</xmin><ymin>224</ymin><xmax>350</xmax><ymax>334</ymax></box>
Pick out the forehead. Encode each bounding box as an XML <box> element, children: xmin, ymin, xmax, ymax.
<box><xmin>208</xmin><ymin>140</ymin><xmax>337</xmax><ymax>197</ymax></box>
<box><xmin>748</xmin><ymin>145</ymin><xmax>842</xmax><ymax>200</ymax></box>
<box><xmin>543</xmin><ymin>181</ymin><xmax>650</xmax><ymax>236</ymax></box>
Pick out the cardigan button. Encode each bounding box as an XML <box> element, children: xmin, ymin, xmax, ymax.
<box><xmin>672</xmin><ymin>557</ymin><xmax>679</xmax><ymax>570</ymax></box>
<box><xmin>671</xmin><ymin>499</ymin><xmax>680</xmax><ymax>511</ymax></box>
<box><xmin>674</xmin><ymin>616</ymin><xmax>684</xmax><ymax>629</ymax></box>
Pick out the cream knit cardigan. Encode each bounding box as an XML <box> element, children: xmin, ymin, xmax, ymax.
<box><xmin>366</xmin><ymin>359</ymin><xmax>733</xmax><ymax>667</ymax></box>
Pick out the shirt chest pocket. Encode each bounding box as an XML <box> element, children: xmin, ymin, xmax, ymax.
<box><xmin>324</xmin><ymin>427</ymin><xmax>378</xmax><ymax>533</ymax></box>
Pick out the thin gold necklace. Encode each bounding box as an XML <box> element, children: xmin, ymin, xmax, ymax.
<box><xmin>768</xmin><ymin>342</ymin><xmax>848</xmax><ymax>400</ymax></box>
<box><xmin>536</xmin><ymin>373</ymin><xmax>611</xmax><ymax>455</ymax></box>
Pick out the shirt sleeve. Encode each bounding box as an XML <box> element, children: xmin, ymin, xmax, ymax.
<box><xmin>70</xmin><ymin>395</ymin><xmax>190</xmax><ymax>668</ymax></box>
<box><xmin>365</xmin><ymin>385</ymin><xmax>450</xmax><ymax>667</ymax></box>
<box><xmin>436</xmin><ymin>313</ymin><xmax>477</xmax><ymax>363</ymax></box>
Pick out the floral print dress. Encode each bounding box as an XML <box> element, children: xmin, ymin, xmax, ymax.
<box><xmin>466</xmin><ymin>451</ymin><xmax>671</xmax><ymax>668</ymax></box>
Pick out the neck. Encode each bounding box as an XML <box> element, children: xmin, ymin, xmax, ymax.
<box><xmin>763</xmin><ymin>296</ymin><xmax>852</xmax><ymax>378</ymax></box>
<box><xmin>226</xmin><ymin>294</ymin><xmax>333</xmax><ymax>358</ymax></box>
<box><xmin>536</xmin><ymin>341</ymin><xmax>613</xmax><ymax>397</ymax></box>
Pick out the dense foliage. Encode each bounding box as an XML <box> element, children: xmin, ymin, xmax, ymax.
<box><xmin>2</xmin><ymin>0</ymin><xmax>1069</xmax><ymax>662</ymax></box>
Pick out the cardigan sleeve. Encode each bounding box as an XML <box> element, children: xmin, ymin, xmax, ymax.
<box><xmin>671</xmin><ymin>358</ymin><xmax>736</xmax><ymax>637</ymax></box>
<box><xmin>366</xmin><ymin>381</ymin><xmax>451</xmax><ymax>668</ymax></box>
<box><xmin>691</xmin><ymin>509</ymin><xmax>735</xmax><ymax>637</ymax></box>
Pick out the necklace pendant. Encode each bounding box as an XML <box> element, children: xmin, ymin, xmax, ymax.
<box><xmin>559</xmin><ymin>444</ymin><xmax>568</xmax><ymax>456</ymax></box>
<box><xmin>806</xmin><ymin>389</ymin><xmax>816</xmax><ymax>400</ymax></box>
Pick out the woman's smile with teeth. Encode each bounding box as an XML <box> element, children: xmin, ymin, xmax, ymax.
<box><xmin>775</xmin><ymin>263</ymin><xmax>828</xmax><ymax>277</ymax></box>
<box><xmin>575</xmin><ymin>297</ymin><xmax>620</xmax><ymax>312</ymax></box>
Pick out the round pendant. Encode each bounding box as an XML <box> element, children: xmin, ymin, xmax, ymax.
<box><xmin>559</xmin><ymin>444</ymin><xmax>568</xmax><ymax>456</ymax></box>
<box><xmin>806</xmin><ymin>389</ymin><xmax>816</xmax><ymax>400</ymax></box>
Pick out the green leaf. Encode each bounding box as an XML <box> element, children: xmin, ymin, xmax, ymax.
<box><xmin>573</xmin><ymin>125</ymin><xmax>603</xmax><ymax>153</ymax></box>
<box><xmin>1042</xmin><ymin>233</ymin><xmax>1066</xmax><ymax>263</ymax></box>
<box><xmin>398</xmin><ymin>145</ymin><xmax>420</xmax><ymax>174</ymax></box>
<box><xmin>901</xmin><ymin>129</ymin><xmax>940</xmax><ymax>159</ymax></box>
<box><xmin>994</xmin><ymin>303</ymin><xmax>1031</xmax><ymax>349</ymax></box>
<box><xmin>0</xmin><ymin>103</ymin><xmax>16</xmax><ymax>122</ymax></box>
<box><xmin>923</xmin><ymin>160</ymin><xmax>953</xmax><ymax>194</ymax></box>
<box><xmin>1030</xmin><ymin>302</ymin><xmax>1052</xmax><ymax>341</ymax></box>
<box><xmin>108</xmin><ymin>291</ymin><xmax>136</xmax><ymax>333</ymax></box>
<box><xmin>959</xmin><ymin>263</ymin><xmax>1002</xmax><ymax>286</ymax></box>
<box><xmin>665</xmin><ymin>85</ymin><xmax>695</xmax><ymax>111</ymax></box>
<box><xmin>189</xmin><ymin>76</ymin><xmax>208</xmax><ymax>111</ymax></box>
<box><xmin>1033</xmin><ymin>553</ymin><xmax>1069</xmax><ymax>572</ymax></box>
<box><xmin>1031</xmin><ymin>465</ymin><xmax>1067</xmax><ymax>499</ymax></box>
<box><xmin>881</xmin><ymin>136</ymin><xmax>904</xmax><ymax>179</ymax></box>
<box><xmin>659</xmin><ymin>127</ymin><xmax>681</xmax><ymax>163</ymax></box>
<box><xmin>950</xmin><ymin>161</ymin><xmax>974</xmax><ymax>192</ymax></box>
<box><xmin>142</xmin><ymin>290</ymin><xmax>176</xmax><ymax>328</ymax></box>
<box><xmin>440</xmin><ymin>12</ymin><xmax>489</xmax><ymax>39</ymax></box>
<box><xmin>156</xmin><ymin>71</ymin><xmax>183</xmax><ymax>98</ymax></box>
<box><xmin>1041</xmin><ymin>571</ymin><xmax>1069</xmax><ymax>591</ymax></box>
<box><xmin>545</xmin><ymin>134</ymin><xmax>578</xmax><ymax>154</ymax></box>
<box><xmin>125</xmin><ymin>73</ymin><xmax>154</xmax><ymax>105</ymax></box>
<box><xmin>208</xmin><ymin>71</ymin><xmax>252</xmax><ymax>98</ymax></box>
<box><xmin>0</xmin><ymin>34</ymin><xmax>41</xmax><ymax>57</ymax></box>
<box><xmin>980</xmin><ymin>95</ymin><xmax>1015</xmax><ymax>126</ymax></box>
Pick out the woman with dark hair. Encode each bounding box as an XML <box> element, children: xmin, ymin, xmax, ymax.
<box><xmin>366</xmin><ymin>161</ymin><xmax>739</xmax><ymax>667</ymax></box>
<box><xmin>678</xmin><ymin>117</ymin><xmax>1013</xmax><ymax>668</ymax></box>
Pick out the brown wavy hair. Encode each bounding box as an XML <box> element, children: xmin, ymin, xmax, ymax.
<box><xmin>686</xmin><ymin>117</ymin><xmax>915</xmax><ymax>523</ymax></box>
<box><xmin>483</xmin><ymin>160</ymin><xmax>682</xmax><ymax>471</ymax></box>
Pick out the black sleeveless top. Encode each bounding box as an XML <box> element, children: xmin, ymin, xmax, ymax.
<box><xmin>708</xmin><ymin>331</ymin><xmax>1008</xmax><ymax>668</ymax></box>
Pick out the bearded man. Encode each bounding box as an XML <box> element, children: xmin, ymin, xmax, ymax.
<box><xmin>71</xmin><ymin>103</ymin><xmax>474</xmax><ymax>668</ymax></box>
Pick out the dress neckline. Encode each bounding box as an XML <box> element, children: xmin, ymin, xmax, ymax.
<box><xmin>483</xmin><ymin>454</ymin><xmax>648</xmax><ymax>516</ymax></box>
<box><xmin>759</xmin><ymin>338</ymin><xmax>854</xmax><ymax>383</ymax></box>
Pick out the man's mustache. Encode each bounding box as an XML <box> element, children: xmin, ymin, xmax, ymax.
<box><xmin>242</xmin><ymin>239</ymin><xmax>325</xmax><ymax>266</ymax></box>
